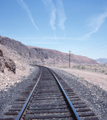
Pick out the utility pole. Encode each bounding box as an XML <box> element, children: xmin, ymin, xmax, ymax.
<box><xmin>69</xmin><ymin>51</ymin><xmax>71</xmax><ymax>68</ymax></box>
<box><xmin>54</xmin><ymin>58</ymin><xmax>55</xmax><ymax>66</ymax></box>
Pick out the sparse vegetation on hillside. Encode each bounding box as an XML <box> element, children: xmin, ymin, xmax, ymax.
<box><xmin>72</xmin><ymin>65</ymin><xmax>86</xmax><ymax>70</ymax></box>
<box><xmin>72</xmin><ymin>64</ymin><xmax>107</xmax><ymax>74</ymax></box>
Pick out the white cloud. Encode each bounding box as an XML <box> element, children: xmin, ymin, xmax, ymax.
<box><xmin>84</xmin><ymin>10</ymin><xmax>107</xmax><ymax>38</ymax></box>
<box><xmin>57</xmin><ymin>0</ymin><xmax>67</xmax><ymax>30</ymax></box>
<box><xmin>17</xmin><ymin>0</ymin><xmax>38</xmax><ymax>30</ymax></box>
<box><xmin>42</xmin><ymin>0</ymin><xmax>56</xmax><ymax>30</ymax></box>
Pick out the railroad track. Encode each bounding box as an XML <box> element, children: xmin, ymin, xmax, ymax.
<box><xmin>2</xmin><ymin>66</ymin><xmax>99</xmax><ymax>120</ymax></box>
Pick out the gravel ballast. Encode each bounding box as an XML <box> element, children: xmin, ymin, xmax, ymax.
<box><xmin>51</xmin><ymin>68</ymin><xmax>107</xmax><ymax>120</ymax></box>
<box><xmin>0</xmin><ymin>66</ymin><xmax>39</xmax><ymax>118</ymax></box>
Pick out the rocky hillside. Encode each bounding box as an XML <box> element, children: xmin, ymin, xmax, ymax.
<box><xmin>0</xmin><ymin>35</ymin><xmax>97</xmax><ymax>65</ymax></box>
<box><xmin>0</xmin><ymin>36</ymin><xmax>37</xmax><ymax>59</ymax></box>
<box><xmin>28</xmin><ymin>46</ymin><xmax>97</xmax><ymax>64</ymax></box>
<box><xmin>0</xmin><ymin>41</ymin><xmax>37</xmax><ymax>91</ymax></box>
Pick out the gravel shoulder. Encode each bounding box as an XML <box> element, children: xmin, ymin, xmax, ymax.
<box><xmin>51</xmin><ymin>67</ymin><xmax>107</xmax><ymax>120</ymax></box>
<box><xmin>0</xmin><ymin>66</ymin><xmax>39</xmax><ymax>118</ymax></box>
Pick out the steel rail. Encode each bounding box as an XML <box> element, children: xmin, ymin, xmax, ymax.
<box><xmin>49</xmin><ymin>68</ymin><xmax>81</xmax><ymax>120</ymax></box>
<box><xmin>16</xmin><ymin>69</ymin><xmax>42</xmax><ymax>120</ymax></box>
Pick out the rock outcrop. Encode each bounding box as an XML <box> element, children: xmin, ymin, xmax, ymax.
<box><xmin>0</xmin><ymin>49</ymin><xmax>5</xmax><ymax>72</ymax></box>
<box><xmin>4</xmin><ymin>57</ymin><xmax>16</xmax><ymax>74</ymax></box>
<box><xmin>0</xmin><ymin>49</ymin><xmax>16</xmax><ymax>73</ymax></box>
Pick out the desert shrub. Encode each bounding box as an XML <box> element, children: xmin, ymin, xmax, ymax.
<box><xmin>72</xmin><ymin>65</ymin><xmax>85</xmax><ymax>70</ymax></box>
<box><xmin>101</xmin><ymin>70</ymin><xmax>105</xmax><ymax>73</ymax></box>
<box><xmin>76</xmin><ymin>77</ymin><xmax>79</xmax><ymax>79</ymax></box>
<box><xmin>72</xmin><ymin>65</ymin><xmax>77</xmax><ymax>69</ymax></box>
<box><xmin>81</xmin><ymin>65</ymin><xmax>86</xmax><ymax>70</ymax></box>
<box><xmin>19</xmin><ymin>53</ymin><xmax>22</xmax><ymax>56</ymax></box>
<box><xmin>77</xmin><ymin>65</ymin><xmax>81</xmax><ymax>69</ymax></box>
<box><xmin>62</xmin><ymin>66</ymin><xmax>67</xmax><ymax>68</ymax></box>
<box><xmin>80</xmin><ymin>77</ymin><xmax>84</xmax><ymax>79</ymax></box>
<box><xmin>94</xmin><ymin>68</ymin><xmax>97</xmax><ymax>72</ymax></box>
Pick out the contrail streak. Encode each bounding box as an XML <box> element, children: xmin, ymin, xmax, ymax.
<box><xmin>17</xmin><ymin>0</ymin><xmax>45</xmax><ymax>38</ymax></box>
<box><xmin>17</xmin><ymin>0</ymin><xmax>39</xmax><ymax>30</ymax></box>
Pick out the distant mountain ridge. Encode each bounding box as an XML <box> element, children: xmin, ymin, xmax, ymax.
<box><xmin>96</xmin><ymin>58</ymin><xmax>107</xmax><ymax>64</ymax></box>
<box><xmin>0</xmin><ymin>35</ymin><xmax>97</xmax><ymax>65</ymax></box>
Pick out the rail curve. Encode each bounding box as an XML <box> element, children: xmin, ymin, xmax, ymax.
<box><xmin>3</xmin><ymin>66</ymin><xmax>99</xmax><ymax>120</ymax></box>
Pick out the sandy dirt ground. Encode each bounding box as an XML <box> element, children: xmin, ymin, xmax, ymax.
<box><xmin>54</xmin><ymin>68</ymin><xmax>107</xmax><ymax>91</ymax></box>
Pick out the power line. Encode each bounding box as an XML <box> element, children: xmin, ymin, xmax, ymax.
<box><xmin>73</xmin><ymin>42</ymin><xmax>107</xmax><ymax>54</ymax></box>
<box><xmin>69</xmin><ymin>51</ymin><xmax>71</xmax><ymax>68</ymax></box>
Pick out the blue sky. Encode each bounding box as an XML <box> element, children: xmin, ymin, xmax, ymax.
<box><xmin>0</xmin><ymin>0</ymin><xmax>107</xmax><ymax>59</ymax></box>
